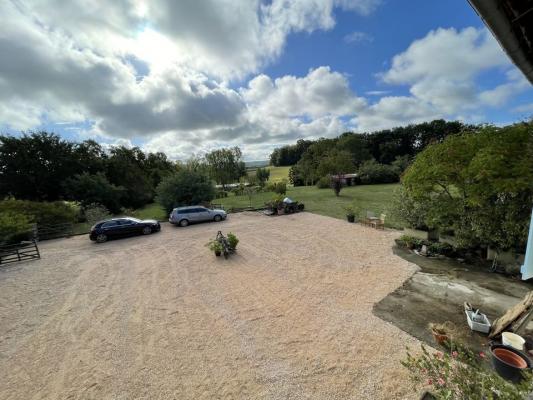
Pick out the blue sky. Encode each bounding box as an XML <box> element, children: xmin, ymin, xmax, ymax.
<box><xmin>0</xmin><ymin>0</ymin><xmax>531</xmax><ymax>160</ymax></box>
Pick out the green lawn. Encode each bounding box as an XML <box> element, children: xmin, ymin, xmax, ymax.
<box><xmin>217</xmin><ymin>183</ymin><xmax>402</xmax><ymax>228</ymax></box>
<box><xmin>266</xmin><ymin>166</ymin><xmax>290</xmax><ymax>182</ymax></box>
<box><xmin>133</xmin><ymin>183</ymin><xmax>401</xmax><ymax>228</ymax></box>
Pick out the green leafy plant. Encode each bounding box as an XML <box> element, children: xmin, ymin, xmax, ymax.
<box><xmin>397</xmin><ymin>235</ymin><xmax>426</xmax><ymax>249</ymax></box>
<box><xmin>402</xmin><ymin>341</ymin><xmax>533</xmax><ymax>399</ymax></box>
<box><xmin>206</xmin><ymin>239</ymin><xmax>223</xmax><ymax>254</ymax></box>
<box><xmin>227</xmin><ymin>232</ymin><xmax>239</xmax><ymax>250</ymax></box>
<box><xmin>344</xmin><ymin>206</ymin><xmax>355</xmax><ymax>217</ymax></box>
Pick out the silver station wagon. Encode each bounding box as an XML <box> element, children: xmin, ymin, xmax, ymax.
<box><xmin>169</xmin><ymin>206</ymin><xmax>227</xmax><ymax>227</ymax></box>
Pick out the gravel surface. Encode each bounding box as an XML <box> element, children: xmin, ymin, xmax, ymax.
<box><xmin>0</xmin><ymin>212</ymin><xmax>420</xmax><ymax>399</ymax></box>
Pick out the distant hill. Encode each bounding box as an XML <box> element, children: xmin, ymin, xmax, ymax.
<box><xmin>245</xmin><ymin>160</ymin><xmax>269</xmax><ymax>168</ymax></box>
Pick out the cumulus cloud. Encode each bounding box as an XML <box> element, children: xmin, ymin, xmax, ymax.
<box><xmin>0</xmin><ymin>1</ymin><xmax>530</xmax><ymax>160</ymax></box>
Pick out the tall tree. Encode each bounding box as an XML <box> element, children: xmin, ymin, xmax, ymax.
<box><xmin>317</xmin><ymin>150</ymin><xmax>355</xmax><ymax>196</ymax></box>
<box><xmin>0</xmin><ymin>132</ymin><xmax>81</xmax><ymax>200</ymax></box>
<box><xmin>204</xmin><ymin>147</ymin><xmax>245</xmax><ymax>188</ymax></box>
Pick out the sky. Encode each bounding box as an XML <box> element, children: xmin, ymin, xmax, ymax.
<box><xmin>1</xmin><ymin>0</ymin><xmax>532</xmax><ymax>161</ymax></box>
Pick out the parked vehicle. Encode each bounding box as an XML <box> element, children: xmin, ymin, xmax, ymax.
<box><xmin>90</xmin><ymin>217</ymin><xmax>161</xmax><ymax>243</ymax></box>
<box><xmin>169</xmin><ymin>206</ymin><xmax>227</xmax><ymax>227</ymax></box>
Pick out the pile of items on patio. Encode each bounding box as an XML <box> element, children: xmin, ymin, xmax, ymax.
<box><xmin>435</xmin><ymin>292</ymin><xmax>533</xmax><ymax>383</ymax></box>
<box><xmin>263</xmin><ymin>197</ymin><xmax>304</xmax><ymax>216</ymax></box>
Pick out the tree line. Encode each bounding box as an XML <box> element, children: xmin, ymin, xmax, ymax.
<box><xmin>270</xmin><ymin>120</ymin><xmax>469</xmax><ymax>191</ymax></box>
<box><xmin>0</xmin><ymin>132</ymin><xmax>247</xmax><ymax>215</ymax></box>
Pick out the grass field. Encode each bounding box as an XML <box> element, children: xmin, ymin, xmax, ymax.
<box><xmin>133</xmin><ymin>183</ymin><xmax>401</xmax><ymax>228</ymax></box>
<box><xmin>267</xmin><ymin>166</ymin><xmax>290</xmax><ymax>182</ymax></box>
<box><xmin>247</xmin><ymin>165</ymin><xmax>290</xmax><ymax>182</ymax></box>
<box><xmin>218</xmin><ymin>183</ymin><xmax>401</xmax><ymax>228</ymax></box>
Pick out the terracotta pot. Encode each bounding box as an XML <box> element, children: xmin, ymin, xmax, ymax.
<box><xmin>431</xmin><ymin>329</ymin><xmax>449</xmax><ymax>346</ymax></box>
<box><xmin>491</xmin><ymin>344</ymin><xmax>531</xmax><ymax>382</ymax></box>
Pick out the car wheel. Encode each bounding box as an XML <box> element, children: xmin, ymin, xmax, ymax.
<box><xmin>179</xmin><ymin>219</ymin><xmax>189</xmax><ymax>227</ymax></box>
<box><xmin>214</xmin><ymin>215</ymin><xmax>222</xmax><ymax>222</ymax></box>
<box><xmin>142</xmin><ymin>226</ymin><xmax>152</xmax><ymax>235</ymax></box>
<box><xmin>96</xmin><ymin>233</ymin><xmax>107</xmax><ymax>243</ymax></box>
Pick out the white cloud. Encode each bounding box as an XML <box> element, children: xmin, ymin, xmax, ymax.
<box><xmin>0</xmin><ymin>1</ymin><xmax>531</xmax><ymax>161</ymax></box>
<box><xmin>344</xmin><ymin>31</ymin><xmax>373</xmax><ymax>44</ymax></box>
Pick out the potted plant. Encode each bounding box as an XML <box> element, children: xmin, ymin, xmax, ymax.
<box><xmin>227</xmin><ymin>232</ymin><xmax>239</xmax><ymax>250</ymax></box>
<box><xmin>345</xmin><ymin>206</ymin><xmax>355</xmax><ymax>223</ymax></box>
<box><xmin>206</xmin><ymin>239</ymin><xmax>223</xmax><ymax>256</ymax></box>
<box><xmin>428</xmin><ymin>322</ymin><xmax>454</xmax><ymax>347</ymax></box>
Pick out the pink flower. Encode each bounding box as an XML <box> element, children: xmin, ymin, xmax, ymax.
<box><xmin>437</xmin><ymin>377</ymin><xmax>446</xmax><ymax>386</ymax></box>
<box><xmin>434</xmin><ymin>351</ymin><xmax>443</xmax><ymax>359</ymax></box>
<box><xmin>427</xmin><ymin>379</ymin><xmax>433</xmax><ymax>385</ymax></box>
<box><xmin>452</xmin><ymin>351</ymin><xmax>458</xmax><ymax>358</ymax></box>
<box><xmin>479</xmin><ymin>352</ymin><xmax>486</xmax><ymax>359</ymax></box>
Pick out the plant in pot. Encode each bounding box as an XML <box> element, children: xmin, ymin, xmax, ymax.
<box><xmin>206</xmin><ymin>239</ymin><xmax>223</xmax><ymax>256</ymax></box>
<box><xmin>428</xmin><ymin>321</ymin><xmax>455</xmax><ymax>347</ymax></box>
<box><xmin>227</xmin><ymin>232</ymin><xmax>239</xmax><ymax>250</ymax></box>
<box><xmin>345</xmin><ymin>206</ymin><xmax>355</xmax><ymax>223</ymax></box>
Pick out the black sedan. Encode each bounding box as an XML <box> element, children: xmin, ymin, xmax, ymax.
<box><xmin>89</xmin><ymin>217</ymin><xmax>161</xmax><ymax>243</ymax></box>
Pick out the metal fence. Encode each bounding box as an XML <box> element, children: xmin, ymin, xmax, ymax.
<box><xmin>0</xmin><ymin>240</ymin><xmax>41</xmax><ymax>265</ymax></box>
<box><xmin>35</xmin><ymin>222</ymin><xmax>75</xmax><ymax>241</ymax></box>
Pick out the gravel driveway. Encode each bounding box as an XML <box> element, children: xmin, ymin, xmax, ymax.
<box><xmin>0</xmin><ymin>212</ymin><xmax>420</xmax><ymax>399</ymax></box>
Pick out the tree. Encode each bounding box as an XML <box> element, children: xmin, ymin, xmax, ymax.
<box><xmin>317</xmin><ymin>150</ymin><xmax>355</xmax><ymax>196</ymax></box>
<box><xmin>255</xmin><ymin>167</ymin><xmax>270</xmax><ymax>187</ymax></box>
<box><xmin>156</xmin><ymin>170</ymin><xmax>215</xmax><ymax>214</ymax></box>
<box><xmin>402</xmin><ymin>122</ymin><xmax>533</xmax><ymax>251</ymax></box>
<box><xmin>106</xmin><ymin>146</ymin><xmax>154</xmax><ymax>208</ymax></box>
<box><xmin>0</xmin><ymin>132</ymin><xmax>82</xmax><ymax>200</ymax></box>
<box><xmin>64</xmin><ymin>172</ymin><xmax>125</xmax><ymax>214</ymax></box>
<box><xmin>205</xmin><ymin>147</ymin><xmax>246</xmax><ymax>188</ymax></box>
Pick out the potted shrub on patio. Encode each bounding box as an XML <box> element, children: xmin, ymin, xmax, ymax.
<box><xmin>206</xmin><ymin>239</ymin><xmax>223</xmax><ymax>256</ymax></box>
<box><xmin>227</xmin><ymin>232</ymin><xmax>239</xmax><ymax>251</ymax></box>
<box><xmin>345</xmin><ymin>206</ymin><xmax>356</xmax><ymax>223</ymax></box>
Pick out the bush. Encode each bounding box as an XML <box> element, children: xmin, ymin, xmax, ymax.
<box><xmin>358</xmin><ymin>159</ymin><xmax>399</xmax><ymax>184</ymax></box>
<box><xmin>83</xmin><ymin>203</ymin><xmax>111</xmax><ymax>224</ymax></box>
<box><xmin>227</xmin><ymin>232</ymin><xmax>239</xmax><ymax>249</ymax></box>
<box><xmin>63</xmin><ymin>172</ymin><xmax>124</xmax><ymax>214</ymax></box>
<box><xmin>316</xmin><ymin>176</ymin><xmax>331</xmax><ymax>189</ymax></box>
<box><xmin>0</xmin><ymin>199</ymin><xmax>77</xmax><ymax>226</ymax></box>
<box><xmin>156</xmin><ymin>170</ymin><xmax>215</xmax><ymax>214</ymax></box>
<box><xmin>390</xmin><ymin>186</ymin><xmax>431</xmax><ymax>230</ymax></box>
<box><xmin>0</xmin><ymin>211</ymin><xmax>33</xmax><ymax>244</ymax></box>
<box><xmin>267</xmin><ymin>180</ymin><xmax>287</xmax><ymax>195</ymax></box>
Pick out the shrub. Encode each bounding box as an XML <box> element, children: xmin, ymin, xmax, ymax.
<box><xmin>227</xmin><ymin>232</ymin><xmax>239</xmax><ymax>249</ymax></box>
<box><xmin>156</xmin><ymin>170</ymin><xmax>215</xmax><ymax>214</ymax></box>
<box><xmin>0</xmin><ymin>199</ymin><xmax>77</xmax><ymax>226</ymax></box>
<box><xmin>83</xmin><ymin>203</ymin><xmax>111</xmax><ymax>224</ymax></box>
<box><xmin>358</xmin><ymin>159</ymin><xmax>399</xmax><ymax>184</ymax></box>
<box><xmin>428</xmin><ymin>241</ymin><xmax>454</xmax><ymax>256</ymax></box>
<box><xmin>389</xmin><ymin>186</ymin><xmax>431</xmax><ymax>230</ymax></box>
<box><xmin>0</xmin><ymin>211</ymin><xmax>33</xmax><ymax>244</ymax></box>
<box><xmin>316</xmin><ymin>176</ymin><xmax>331</xmax><ymax>189</ymax></box>
<box><xmin>267</xmin><ymin>180</ymin><xmax>287</xmax><ymax>195</ymax></box>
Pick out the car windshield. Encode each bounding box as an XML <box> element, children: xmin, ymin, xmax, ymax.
<box><xmin>125</xmin><ymin>217</ymin><xmax>141</xmax><ymax>223</ymax></box>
